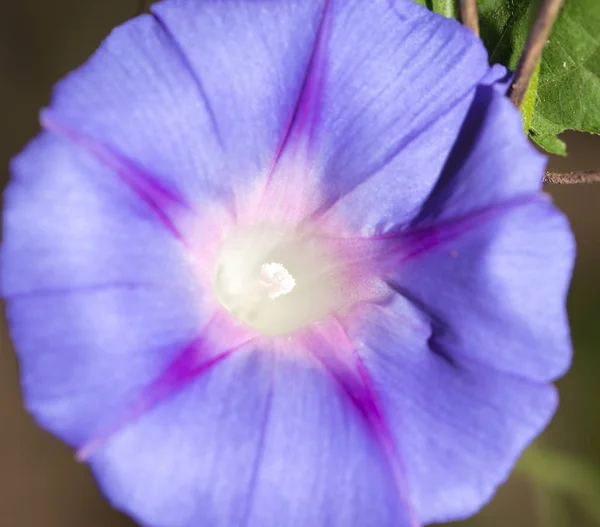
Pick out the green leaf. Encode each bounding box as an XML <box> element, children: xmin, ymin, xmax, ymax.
<box><xmin>413</xmin><ymin>0</ymin><xmax>459</xmax><ymax>19</ymax></box>
<box><xmin>417</xmin><ymin>0</ymin><xmax>600</xmax><ymax>154</ymax></box>
<box><xmin>478</xmin><ymin>0</ymin><xmax>539</xmax><ymax>70</ymax></box>
<box><xmin>521</xmin><ymin>60</ymin><xmax>541</xmax><ymax>133</ymax></box>
<box><xmin>531</xmin><ymin>133</ymin><xmax>568</xmax><ymax>156</ymax></box>
<box><xmin>531</xmin><ymin>0</ymin><xmax>600</xmax><ymax>136</ymax></box>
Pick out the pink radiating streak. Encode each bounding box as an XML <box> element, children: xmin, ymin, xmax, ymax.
<box><xmin>262</xmin><ymin>0</ymin><xmax>332</xmax><ymax>190</ymax></box>
<box><xmin>317</xmin><ymin>195</ymin><xmax>543</xmax><ymax>277</ymax></box>
<box><xmin>76</xmin><ymin>314</ymin><xmax>256</xmax><ymax>461</ymax></box>
<box><xmin>40</xmin><ymin>110</ymin><xmax>191</xmax><ymax>248</ymax></box>
<box><xmin>301</xmin><ymin>318</ymin><xmax>420</xmax><ymax>527</ymax></box>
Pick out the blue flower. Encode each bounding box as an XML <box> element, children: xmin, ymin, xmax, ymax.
<box><xmin>1</xmin><ymin>0</ymin><xmax>574</xmax><ymax>526</ymax></box>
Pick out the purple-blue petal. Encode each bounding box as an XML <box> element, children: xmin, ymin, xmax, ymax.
<box><xmin>41</xmin><ymin>13</ymin><xmax>238</xmax><ymax>207</ymax></box>
<box><xmin>412</xmin><ymin>83</ymin><xmax>548</xmax><ymax>226</ymax></box>
<box><xmin>2</xmin><ymin>133</ymin><xmax>200</xmax><ymax>298</ymax></box>
<box><xmin>49</xmin><ymin>0</ymin><xmax>328</xmax><ymax>201</ymax></box>
<box><xmin>386</xmin><ymin>84</ymin><xmax>574</xmax><ymax>382</ymax></box>
<box><xmin>1</xmin><ymin>133</ymin><xmax>206</xmax><ymax>446</ymax></box>
<box><xmin>150</xmin><ymin>0</ymin><xmax>328</xmax><ymax>180</ymax></box>
<box><xmin>354</xmin><ymin>295</ymin><xmax>559</xmax><ymax>523</ymax></box>
<box><xmin>90</xmin><ymin>347</ymin><xmax>414</xmax><ymax>527</ymax></box>
<box><xmin>389</xmin><ymin>198</ymin><xmax>574</xmax><ymax>382</ymax></box>
<box><xmin>46</xmin><ymin>0</ymin><xmax>496</xmax><ymax>231</ymax></box>
<box><xmin>302</xmin><ymin>0</ymin><xmax>492</xmax><ymax>231</ymax></box>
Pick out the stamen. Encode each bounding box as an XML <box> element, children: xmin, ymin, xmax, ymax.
<box><xmin>259</xmin><ymin>262</ymin><xmax>296</xmax><ymax>299</ymax></box>
<box><xmin>212</xmin><ymin>223</ymin><xmax>367</xmax><ymax>336</ymax></box>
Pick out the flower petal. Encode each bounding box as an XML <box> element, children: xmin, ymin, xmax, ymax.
<box><xmin>5</xmin><ymin>284</ymin><xmax>203</xmax><ymax>446</ymax></box>
<box><xmin>1</xmin><ymin>133</ymin><xmax>207</xmax><ymax>446</ymax></box>
<box><xmin>412</xmin><ymin>83</ymin><xmax>548</xmax><ymax>226</ymax></box>
<box><xmin>383</xmin><ymin>84</ymin><xmax>574</xmax><ymax>382</ymax></box>
<box><xmin>45</xmin><ymin>1</ymin><xmax>329</xmax><ymax>209</ymax></box>
<box><xmin>40</xmin><ymin>113</ymin><xmax>190</xmax><ymax>244</ymax></box>
<box><xmin>148</xmin><ymin>0</ymin><xmax>494</xmax><ymax>229</ymax></box>
<box><xmin>389</xmin><ymin>197</ymin><xmax>573</xmax><ymax>383</ymax></box>
<box><xmin>352</xmin><ymin>295</ymin><xmax>559</xmax><ymax>523</ymax></box>
<box><xmin>282</xmin><ymin>0</ymin><xmax>493</xmax><ymax>231</ymax></box>
<box><xmin>2</xmin><ymin>133</ymin><xmax>201</xmax><ymax>297</ymax></box>
<box><xmin>89</xmin><ymin>347</ymin><xmax>414</xmax><ymax>527</ymax></box>
<box><xmin>42</xmin><ymin>14</ymin><xmax>234</xmax><ymax>207</ymax></box>
<box><xmin>42</xmin><ymin>0</ymin><xmax>495</xmax><ymax>229</ymax></box>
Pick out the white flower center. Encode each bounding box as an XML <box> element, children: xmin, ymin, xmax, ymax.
<box><xmin>213</xmin><ymin>224</ymin><xmax>344</xmax><ymax>336</ymax></box>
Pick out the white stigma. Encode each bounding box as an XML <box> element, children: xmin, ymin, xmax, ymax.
<box><xmin>214</xmin><ymin>225</ymin><xmax>346</xmax><ymax>335</ymax></box>
<box><xmin>259</xmin><ymin>262</ymin><xmax>296</xmax><ymax>299</ymax></box>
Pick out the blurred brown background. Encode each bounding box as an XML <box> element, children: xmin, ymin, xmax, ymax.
<box><xmin>0</xmin><ymin>1</ymin><xmax>599</xmax><ymax>526</ymax></box>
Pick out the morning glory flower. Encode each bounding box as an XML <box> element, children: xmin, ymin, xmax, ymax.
<box><xmin>1</xmin><ymin>0</ymin><xmax>574</xmax><ymax>526</ymax></box>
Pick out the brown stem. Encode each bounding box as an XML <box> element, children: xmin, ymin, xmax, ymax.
<box><xmin>460</xmin><ymin>0</ymin><xmax>480</xmax><ymax>37</ymax></box>
<box><xmin>508</xmin><ymin>0</ymin><xmax>564</xmax><ymax>108</ymax></box>
<box><xmin>544</xmin><ymin>171</ymin><xmax>600</xmax><ymax>185</ymax></box>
